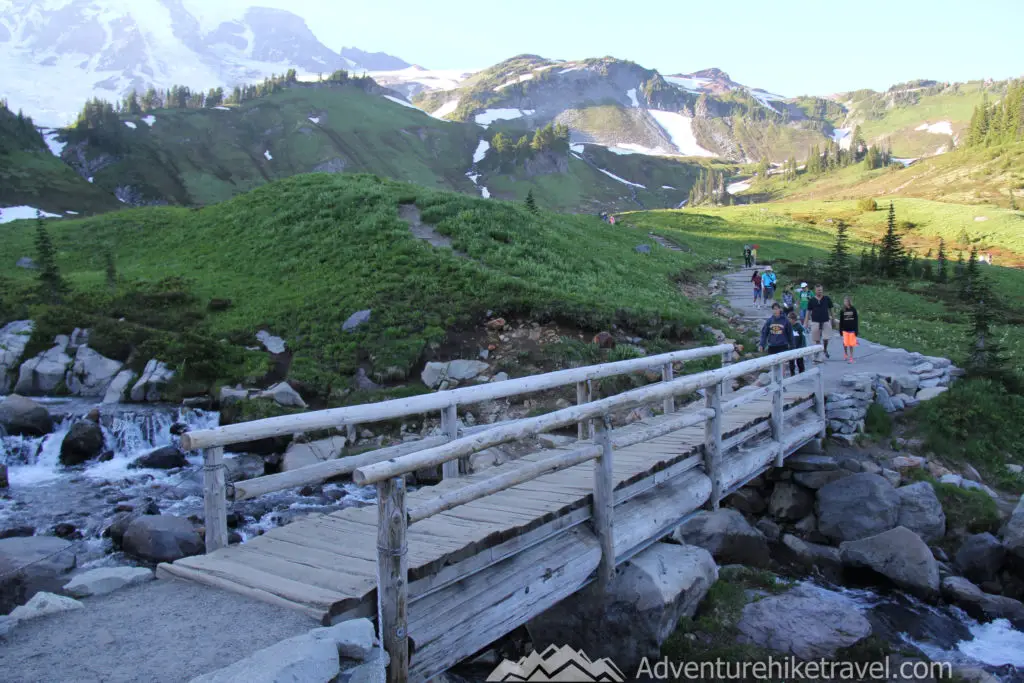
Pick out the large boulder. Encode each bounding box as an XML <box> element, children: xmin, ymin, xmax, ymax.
<box><xmin>224</xmin><ymin>454</ymin><xmax>266</xmax><ymax>482</ymax></box>
<box><xmin>191</xmin><ymin>628</ymin><xmax>342</xmax><ymax>683</ymax></box>
<box><xmin>59</xmin><ymin>420</ymin><xmax>106</xmax><ymax>466</ymax></box>
<box><xmin>941</xmin><ymin>576</ymin><xmax>1024</xmax><ymax>629</ymax></box>
<box><xmin>725</xmin><ymin>488</ymin><xmax>766</xmax><ymax>515</ymax></box>
<box><xmin>13</xmin><ymin>335</ymin><xmax>72</xmax><ymax>395</ymax></box>
<box><xmin>896</xmin><ymin>482</ymin><xmax>946</xmax><ymax>543</ymax></box>
<box><xmin>421</xmin><ymin>360</ymin><xmax>489</xmax><ymax>389</ymax></box>
<box><xmin>736</xmin><ymin>582</ymin><xmax>872</xmax><ymax>659</ymax></box>
<box><xmin>673</xmin><ymin>509</ymin><xmax>769</xmax><ymax>568</ymax></box>
<box><xmin>255</xmin><ymin>382</ymin><xmax>306</xmax><ymax>408</ymax></box>
<box><xmin>793</xmin><ymin>469</ymin><xmax>851</xmax><ymax>490</ymax></box>
<box><xmin>0</xmin><ymin>536</ymin><xmax>77</xmax><ymax>614</ymax></box>
<box><xmin>255</xmin><ymin>330</ymin><xmax>287</xmax><ymax>354</ymax></box>
<box><xmin>63</xmin><ymin>566</ymin><xmax>154</xmax><ymax>597</ymax></box>
<box><xmin>282</xmin><ymin>436</ymin><xmax>346</xmax><ymax>472</ymax></box>
<box><xmin>817</xmin><ymin>473</ymin><xmax>900</xmax><ymax>543</ymax></box>
<box><xmin>65</xmin><ymin>346</ymin><xmax>123</xmax><ymax>397</ymax></box>
<box><xmin>8</xmin><ymin>591</ymin><xmax>83</xmax><ymax>622</ymax></box>
<box><xmin>839</xmin><ymin>526</ymin><xmax>940</xmax><ymax>598</ymax></box>
<box><xmin>121</xmin><ymin>515</ymin><xmax>204</xmax><ymax>563</ymax></box>
<box><xmin>768</xmin><ymin>482</ymin><xmax>814</xmax><ymax>522</ymax></box>
<box><xmin>128</xmin><ymin>446</ymin><xmax>189</xmax><ymax>470</ymax></box>
<box><xmin>0</xmin><ymin>394</ymin><xmax>53</xmax><ymax>436</ymax></box>
<box><xmin>1003</xmin><ymin>495</ymin><xmax>1024</xmax><ymax>566</ymax></box>
<box><xmin>0</xmin><ymin>320</ymin><xmax>34</xmax><ymax>393</ymax></box>
<box><xmin>130</xmin><ymin>359</ymin><xmax>175</xmax><ymax>402</ymax></box>
<box><xmin>102</xmin><ymin>369</ymin><xmax>137</xmax><ymax>404</ymax></box>
<box><xmin>955</xmin><ymin>533</ymin><xmax>1006</xmax><ymax>585</ymax></box>
<box><xmin>778</xmin><ymin>534</ymin><xmax>842</xmax><ymax>578</ymax></box>
<box><xmin>527</xmin><ymin>543</ymin><xmax>717</xmax><ymax>673</ymax></box>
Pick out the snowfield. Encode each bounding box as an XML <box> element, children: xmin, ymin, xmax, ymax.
<box><xmin>495</xmin><ymin>74</ymin><xmax>534</xmax><ymax>91</ymax></box>
<box><xmin>472</xmin><ymin>140</ymin><xmax>490</xmax><ymax>164</ymax></box>
<box><xmin>727</xmin><ymin>180</ymin><xmax>752</xmax><ymax>194</ymax></box>
<box><xmin>648</xmin><ymin>110</ymin><xmax>717</xmax><ymax>157</ymax></box>
<box><xmin>480</xmin><ymin>187</ymin><xmax>491</xmax><ymax>198</ymax></box>
<box><xmin>142</xmin><ymin>116</ymin><xmax>156</xmax><ymax>127</ymax></box>
<box><xmin>664</xmin><ymin>75</ymin><xmax>710</xmax><ymax>92</ymax></box>
<box><xmin>124</xmin><ymin>121</ymin><xmax>137</xmax><ymax>129</ymax></box>
<box><xmin>474</xmin><ymin>109</ymin><xmax>535</xmax><ymax>126</ymax></box>
<box><xmin>749</xmin><ymin>89</ymin><xmax>785</xmax><ymax>113</ymax></box>
<box><xmin>831</xmin><ymin>127</ymin><xmax>852</xmax><ymax>148</ymax></box>
<box><xmin>570</xmin><ymin>144</ymin><xmax>585</xmax><ymax>153</ymax></box>
<box><xmin>466</xmin><ymin>172</ymin><xmax>479</xmax><ymax>185</ymax></box>
<box><xmin>915</xmin><ymin>121</ymin><xmax>954</xmax><ymax>135</ymax></box>
<box><xmin>559</xmin><ymin>66</ymin><xmax>581</xmax><ymax>74</ymax></box>
<box><xmin>431</xmin><ymin>100</ymin><xmax>460</xmax><ymax>119</ymax></box>
<box><xmin>0</xmin><ymin>206</ymin><xmax>61</xmax><ymax>223</ymax></box>
<box><xmin>308</xmin><ymin>116</ymin><xmax>321</xmax><ymax>124</ymax></box>
<box><xmin>264</xmin><ymin>150</ymin><xmax>273</xmax><ymax>161</ymax></box>
<box><xmin>597</xmin><ymin>168</ymin><xmax>646</xmax><ymax>189</ymax></box>
<box><xmin>661</xmin><ymin>185</ymin><xmax>675</xmax><ymax>189</ymax></box>
<box><xmin>43</xmin><ymin>131</ymin><xmax>66</xmax><ymax>157</ymax></box>
<box><xmin>626</xmin><ymin>88</ymin><xmax>639</xmax><ymax>107</ymax></box>
<box><xmin>213</xmin><ymin>106</ymin><xmax>231</xmax><ymax>111</ymax></box>
<box><xmin>368</xmin><ymin>67</ymin><xmax>471</xmax><ymax>93</ymax></box>
<box><xmin>383</xmin><ymin>95</ymin><xmax>421</xmax><ymax>110</ymax></box>
<box><xmin>609</xmin><ymin>143</ymin><xmax>673</xmax><ymax>156</ymax></box>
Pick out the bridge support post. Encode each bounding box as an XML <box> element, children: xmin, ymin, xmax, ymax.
<box><xmin>441</xmin><ymin>404</ymin><xmax>459</xmax><ymax>479</ymax></box>
<box><xmin>815</xmin><ymin>364</ymin><xmax>827</xmax><ymax>441</ymax></box>
<box><xmin>346</xmin><ymin>423</ymin><xmax>357</xmax><ymax>446</ymax></box>
<box><xmin>593</xmin><ymin>416</ymin><xmax>615</xmax><ymax>591</ymax></box>
<box><xmin>202</xmin><ymin>447</ymin><xmax>228</xmax><ymax>553</ymax></box>
<box><xmin>576</xmin><ymin>380</ymin><xmax>595</xmax><ymax>440</ymax></box>
<box><xmin>377</xmin><ymin>476</ymin><xmax>409</xmax><ymax>683</ymax></box>
<box><xmin>661</xmin><ymin>363</ymin><xmax>675</xmax><ymax>414</ymax></box>
<box><xmin>703</xmin><ymin>381</ymin><xmax>723</xmax><ymax>510</ymax></box>
<box><xmin>771</xmin><ymin>364</ymin><xmax>785</xmax><ymax>467</ymax></box>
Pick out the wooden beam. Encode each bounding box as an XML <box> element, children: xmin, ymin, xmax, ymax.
<box><xmin>576</xmin><ymin>381</ymin><xmax>588</xmax><ymax>441</ymax></box>
<box><xmin>203</xmin><ymin>447</ymin><xmax>228</xmax><ymax>552</ymax></box>
<box><xmin>182</xmin><ymin>344</ymin><xmax>736</xmax><ymax>451</ymax></box>
<box><xmin>610</xmin><ymin>409</ymin><xmax>713</xmax><ymax>450</ymax></box>
<box><xmin>441</xmin><ymin>404</ymin><xmax>459</xmax><ymax>480</ymax></box>
<box><xmin>593</xmin><ymin>417</ymin><xmax>615</xmax><ymax>591</ymax></box>
<box><xmin>704</xmin><ymin>381</ymin><xmax>723</xmax><ymax>510</ymax></box>
<box><xmin>815</xmin><ymin>363</ymin><xmax>827</xmax><ymax>440</ymax></box>
<box><xmin>353</xmin><ymin>347</ymin><xmax>822</xmax><ymax>486</ymax></box>
<box><xmin>662</xmin><ymin>362</ymin><xmax>675</xmax><ymax>414</ymax></box>
<box><xmin>377</xmin><ymin>477</ymin><xmax>409</xmax><ymax>683</ymax></box>
<box><xmin>771</xmin><ymin>364</ymin><xmax>785</xmax><ymax>467</ymax></box>
<box><xmin>783</xmin><ymin>366</ymin><xmax>820</xmax><ymax>386</ymax></box>
<box><xmin>721</xmin><ymin>384</ymin><xmax>773</xmax><ymax>413</ymax></box>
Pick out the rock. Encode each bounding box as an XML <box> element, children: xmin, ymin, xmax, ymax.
<box><xmin>255</xmin><ymin>381</ymin><xmax>307</xmax><ymax>408</ymax></box>
<box><xmin>129</xmin><ymin>446</ymin><xmax>189</xmax><ymax>470</ymax></box>
<box><xmin>121</xmin><ymin>515</ymin><xmax>204</xmax><ymax>563</ymax></box>
<box><xmin>421</xmin><ymin>360</ymin><xmax>489</xmax><ymax>389</ymax></box>
<box><xmin>527</xmin><ymin>543</ymin><xmax>717</xmax><ymax>673</ymax></box>
<box><xmin>0</xmin><ymin>464</ymin><xmax>6</xmax><ymax>489</ymax></box>
<box><xmin>14</xmin><ymin>336</ymin><xmax>72</xmax><ymax>395</ymax></box>
<box><xmin>1005</xmin><ymin>495</ymin><xmax>1024</xmax><ymax>564</ymax></box>
<box><xmin>339</xmin><ymin>647</ymin><xmax>389</xmax><ymax>683</ymax></box>
<box><xmin>726</xmin><ymin>488</ymin><xmax>766</xmax><ymax>515</ymax></box>
<box><xmin>130</xmin><ymin>360</ymin><xmax>175</xmax><ymax>402</ymax></box>
<box><xmin>915</xmin><ymin>386</ymin><xmax>948</xmax><ymax>401</ymax></box>
<box><xmin>940</xmin><ymin>473</ymin><xmax>963</xmax><ymax>487</ymax></box>
<box><xmin>0</xmin><ymin>536</ymin><xmax>77</xmax><ymax>613</ymax></box>
<box><xmin>635</xmin><ymin>244</ymin><xmax>651</xmax><ymax>254</ymax></box>
<box><xmin>102</xmin><ymin>369</ymin><xmax>136</xmax><ymax>404</ymax></box>
<box><xmin>780</xmin><ymin>534</ymin><xmax>842</xmax><ymax>574</ymax></box>
<box><xmin>66</xmin><ymin>346</ymin><xmax>123</xmax><ymax>397</ymax></box>
<box><xmin>592</xmin><ymin>331</ymin><xmax>615</xmax><ymax>349</ymax></box>
<box><xmin>485</xmin><ymin>318</ymin><xmax>506</xmax><ymax>330</ymax></box>
<box><xmin>793</xmin><ymin>470</ymin><xmax>852</xmax><ymax>490</ymax></box>
<box><xmin>840</xmin><ymin>526</ymin><xmax>940</xmax><ymax>598</ymax></box>
<box><xmin>255</xmin><ymin>330</ymin><xmax>287</xmax><ymax>354</ymax></box>
<box><xmin>956</xmin><ymin>533</ymin><xmax>1006</xmax><ymax>584</ymax></box>
<box><xmin>190</xmin><ymin>629</ymin><xmax>341</xmax><ymax>683</ymax></box>
<box><xmin>1008</xmin><ymin>464</ymin><xmax>1023</xmax><ymax>475</ymax></box>
<box><xmin>0</xmin><ymin>320</ymin><xmax>34</xmax><ymax>392</ymax></box>
<box><xmin>219</xmin><ymin>385</ymin><xmax>249</xmax><ymax>404</ymax></box>
<box><xmin>491</xmin><ymin>372</ymin><xmax>509</xmax><ymax>383</ymax></box>
<box><xmin>15</xmin><ymin>257</ymin><xmax>36</xmax><ymax>269</ymax></box>
<box><xmin>0</xmin><ymin>394</ymin><xmax>53</xmax><ymax>436</ymax></box>
<box><xmin>890</xmin><ymin>373</ymin><xmax>920</xmax><ymax>396</ymax></box>
<box><xmin>794</xmin><ymin>514</ymin><xmax>817</xmax><ymax>536</ymax></box>
<box><xmin>881</xmin><ymin>468</ymin><xmax>902</xmax><ymax>486</ymax></box>
<box><xmin>223</xmin><ymin>454</ymin><xmax>266</xmax><ymax>482</ymax></box>
<box><xmin>756</xmin><ymin>518</ymin><xmax>781</xmax><ymax>542</ymax></box>
<box><xmin>282</xmin><ymin>436</ymin><xmax>346</xmax><ymax>472</ymax></box>
<box><xmin>63</xmin><ymin>566</ymin><xmax>154</xmax><ymax>597</ymax></box>
<box><xmin>538</xmin><ymin>434</ymin><xmax>575</xmax><ymax>449</ymax></box>
<box><xmin>736</xmin><ymin>582</ymin><xmax>871</xmax><ymax>659</ymax></box>
<box><xmin>9</xmin><ymin>591</ymin><xmax>83</xmax><ymax>622</ymax></box>
<box><xmin>59</xmin><ymin>421</ymin><xmax>106</xmax><ymax>466</ymax></box>
<box><xmin>672</xmin><ymin>509</ymin><xmax>769</xmax><ymax>568</ymax></box>
<box><xmin>768</xmin><ymin>482</ymin><xmax>814</xmax><ymax>522</ymax></box>
<box><xmin>891</xmin><ymin>455</ymin><xmax>925</xmax><ymax>469</ymax></box>
<box><xmin>353</xmin><ymin>368</ymin><xmax>380</xmax><ymax>391</ymax></box>
<box><xmin>962</xmin><ymin>464</ymin><xmax>983</xmax><ymax>483</ymax></box>
<box><xmin>941</xmin><ymin>576</ymin><xmax>1024</xmax><ymax>629</ymax></box>
<box><xmin>312</xmin><ymin>617</ymin><xmax>375</xmax><ymax>660</ymax></box>
<box><xmin>342</xmin><ymin>310</ymin><xmax>372</xmax><ymax>333</ymax></box>
<box><xmin>817</xmin><ymin>473</ymin><xmax>900</xmax><ymax>543</ymax></box>
<box><xmin>896</xmin><ymin>482</ymin><xmax>946</xmax><ymax>543</ymax></box>
<box><xmin>785</xmin><ymin>454</ymin><xmax>839</xmax><ymax>471</ymax></box>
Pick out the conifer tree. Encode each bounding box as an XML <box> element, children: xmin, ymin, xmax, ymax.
<box><xmin>936</xmin><ymin>238</ymin><xmax>948</xmax><ymax>283</ymax></box>
<box><xmin>827</xmin><ymin>220</ymin><xmax>852</xmax><ymax>286</ymax></box>
<box><xmin>961</xmin><ymin>247</ymin><xmax>979</xmax><ymax>300</ymax></box>
<box><xmin>877</xmin><ymin>202</ymin><xmax>906</xmax><ymax>277</ymax></box>
<box><xmin>35</xmin><ymin>211</ymin><xmax>68</xmax><ymax>304</ymax></box>
<box><xmin>105</xmin><ymin>250</ymin><xmax>117</xmax><ymax>292</ymax></box>
<box><xmin>955</xmin><ymin>251</ymin><xmax>965</xmax><ymax>282</ymax></box>
<box><xmin>922</xmin><ymin>257</ymin><xmax>933</xmax><ymax>281</ymax></box>
<box><xmin>1010</xmin><ymin>187</ymin><xmax>1018</xmax><ymax>211</ymax></box>
<box><xmin>964</xmin><ymin>274</ymin><xmax>1006</xmax><ymax>378</ymax></box>
<box><xmin>525</xmin><ymin>190</ymin><xmax>538</xmax><ymax>214</ymax></box>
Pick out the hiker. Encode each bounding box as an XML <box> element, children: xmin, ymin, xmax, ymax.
<box><xmin>840</xmin><ymin>296</ymin><xmax>859</xmax><ymax>363</ymax></box>
<box><xmin>609</xmin><ymin>215</ymin><xmax>616</xmax><ymax>225</ymax></box>
<box><xmin>751</xmin><ymin>245</ymin><xmax>758</xmax><ymax>266</ymax></box>
<box><xmin>751</xmin><ymin>269</ymin><xmax>763</xmax><ymax>308</ymax></box>
<box><xmin>806</xmin><ymin>284</ymin><xmax>834</xmax><ymax>360</ymax></box>
<box><xmin>759</xmin><ymin>303</ymin><xmax>793</xmax><ymax>356</ymax></box>
<box><xmin>761</xmin><ymin>266</ymin><xmax>777</xmax><ymax>308</ymax></box>
<box><xmin>743</xmin><ymin>245</ymin><xmax>751</xmax><ymax>268</ymax></box>
<box><xmin>788</xmin><ymin>311</ymin><xmax>807</xmax><ymax>375</ymax></box>
<box><xmin>798</xmin><ymin>282</ymin><xmax>812</xmax><ymax>325</ymax></box>
<box><xmin>781</xmin><ymin>287</ymin><xmax>795</xmax><ymax>314</ymax></box>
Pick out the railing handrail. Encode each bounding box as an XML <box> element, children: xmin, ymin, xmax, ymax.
<box><xmin>353</xmin><ymin>345</ymin><xmax>821</xmax><ymax>486</ymax></box>
<box><xmin>181</xmin><ymin>343</ymin><xmax>734</xmax><ymax>451</ymax></box>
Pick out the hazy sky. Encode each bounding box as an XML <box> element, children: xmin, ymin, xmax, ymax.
<box><xmin>228</xmin><ymin>0</ymin><xmax>1021</xmax><ymax>96</ymax></box>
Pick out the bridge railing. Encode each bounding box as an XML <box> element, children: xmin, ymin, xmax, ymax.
<box><xmin>183</xmin><ymin>343</ymin><xmax>735</xmax><ymax>552</ymax></box>
<box><xmin>354</xmin><ymin>345</ymin><xmax>823</xmax><ymax>683</ymax></box>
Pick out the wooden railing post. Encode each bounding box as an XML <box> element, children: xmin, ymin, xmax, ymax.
<box><xmin>661</xmin><ymin>362</ymin><xmax>675</xmax><ymax>414</ymax></box>
<box><xmin>771</xmin><ymin>363</ymin><xmax>785</xmax><ymax>467</ymax></box>
<box><xmin>441</xmin><ymin>404</ymin><xmax>459</xmax><ymax>479</ymax></box>
<box><xmin>703</xmin><ymin>381</ymin><xmax>723</xmax><ymax>510</ymax></box>
<box><xmin>346</xmin><ymin>423</ymin><xmax>357</xmax><ymax>445</ymax></box>
<box><xmin>593</xmin><ymin>416</ymin><xmax>615</xmax><ymax>591</ymax></box>
<box><xmin>202</xmin><ymin>447</ymin><xmax>228</xmax><ymax>552</ymax></box>
<box><xmin>815</xmin><ymin>363</ymin><xmax>827</xmax><ymax>440</ymax></box>
<box><xmin>576</xmin><ymin>381</ymin><xmax>588</xmax><ymax>440</ymax></box>
<box><xmin>376</xmin><ymin>476</ymin><xmax>409</xmax><ymax>683</ymax></box>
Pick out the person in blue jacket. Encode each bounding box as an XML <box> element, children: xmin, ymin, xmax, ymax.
<box><xmin>759</xmin><ymin>303</ymin><xmax>793</xmax><ymax>356</ymax></box>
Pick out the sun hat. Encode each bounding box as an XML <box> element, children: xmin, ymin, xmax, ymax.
<box><xmin>765</xmin><ymin>265</ymin><xmax>772</xmax><ymax>271</ymax></box>
<box><xmin>800</xmin><ymin>282</ymin><xmax>807</xmax><ymax>288</ymax></box>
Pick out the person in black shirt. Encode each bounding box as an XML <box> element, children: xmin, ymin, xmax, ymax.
<box><xmin>806</xmin><ymin>284</ymin><xmax>834</xmax><ymax>361</ymax></box>
<box><xmin>840</xmin><ymin>296</ymin><xmax>859</xmax><ymax>363</ymax></box>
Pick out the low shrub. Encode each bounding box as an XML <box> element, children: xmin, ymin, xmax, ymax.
<box><xmin>856</xmin><ymin>197</ymin><xmax>878</xmax><ymax>212</ymax></box>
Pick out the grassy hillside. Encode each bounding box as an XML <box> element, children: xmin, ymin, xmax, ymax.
<box><xmin>624</xmin><ymin>204</ymin><xmax>1024</xmax><ymax>375</ymax></box>
<box><xmin>0</xmin><ymin>174</ymin><xmax>720</xmax><ymax>401</ymax></box>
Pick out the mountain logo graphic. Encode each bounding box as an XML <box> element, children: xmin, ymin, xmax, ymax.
<box><xmin>485</xmin><ymin>644</ymin><xmax>626</xmax><ymax>681</ymax></box>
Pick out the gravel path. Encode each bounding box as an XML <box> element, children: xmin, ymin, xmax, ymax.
<box><xmin>0</xmin><ymin>577</ymin><xmax>318</xmax><ymax>683</ymax></box>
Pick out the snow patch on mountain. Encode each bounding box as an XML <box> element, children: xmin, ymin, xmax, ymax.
<box><xmin>472</xmin><ymin>140</ymin><xmax>490</xmax><ymax>164</ymax></box>
<box><xmin>431</xmin><ymin>99</ymin><xmax>460</xmax><ymax>119</ymax></box>
<box><xmin>213</xmin><ymin>106</ymin><xmax>231</xmax><ymax>111</ymax></box>
<box><xmin>570</xmin><ymin>144</ymin><xmax>585</xmax><ymax>153</ymax></box>
<box><xmin>648</xmin><ymin>111</ymin><xmax>717</xmax><ymax>157</ymax></box>
<box><xmin>610</xmin><ymin>143</ymin><xmax>672</xmax><ymax>156</ymax></box>
<box><xmin>43</xmin><ymin>131</ymin><xmax>66</xmax><ymax>157</ymax></box>
<box><xmin>369</xmin><ymin>67</ymin><xmax>471</xmax><ymax>97</ymax></box>
<box><xmin>495</xmin><ymin>73</ymin><xmax>534</xmax><ymax>91</ymax></box>
<box><xmin>142</xmin><ymin>116</ymin><xmax>156</xmax><ymax>127</ymax></box>
<box><xmin>124</xmin><ymin>121</ymin><xmax>137</xmax><ymax>129</ymax></box>
<box><xmin>0</xmin><ymin>206</ymin><xmax>62</xmax><ymax>223</ymax></box>
<box><xmin>480</xmin><ymin>186</ymin><xmax>490</xmax><ymax>198</ymax></box>
<box><xmin>664</xmin><ymin>75</ymin><xmax>710</xmax><ymax>92</ymax></box>
<box><xmin>474</xmin><ymin>109</ymin><xmax>535</xmax><ymax>126</ymax></box>
<box><xmin>383</xmin><ymin>95</ymin><xmax>421</xmax><ymax>110</ymax></box>
<box><xmin>597</xmin><ymin>168</ymin><xmax>646</xmax><ymax>189</ymax></box>
<box><xmin>727</xmin><ymin>180</ymin><xmax>752</xmax><ymax>193</ymax></box>
<box><xmin>626</xmin><ymin>88</ymin><xmax>639</xmax><ymax>107</ymax></box>
<box><xmin>263</xmin><ymin>150</ymin><xmax>273</xmax><ymax>161</ymax></box>
<box><xmin>915</xmin><ymin>121</ymin><xmax>953</xmax><ymax>135</ymax></box>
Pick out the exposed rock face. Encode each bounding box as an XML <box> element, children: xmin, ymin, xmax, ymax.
<box><xmin>63</xmin><ymin>567</ymin><xmax>154</xmax><ymax>597</ymax></box>
<box><xmin>0</xmin><ymin>320</ymin><xmax>34</xmax><ymax>392</ymax></box>
<box><xmin>102</xmin><ymin>369</ymin><xmax>137</xmax><ymax>404</ymax></box>
<box><xmin>65</xmin><ymin>346</ymin><xmax>123</xmax><ymax>397</ymax></box>
<box><xmin>59</xmin><ymin>421</ymin><xmax>106</xmax><ymax>466</ymax></box>
<box><xmin>129</xmin><ymin>446</ymin><xmax>189</xmax><ymax>470</ymax></box>
<box><xmin>736</xmin><ymin>582</ymin><xmax>872</xmax><ymax>659</ymax></box>
<box><xmin>816</xmin><ymin>473</ymin><xmax>900</xmax><ymax>543</ymax></box>
<box><xmin>941</xmin><ymin>576</ymin><xmax>1024</xmax><ymax>629</ymax></box>
<box><xmin>256</xmin><ymin>382</ymin><xmax>307</xmax><ymax>408</ymax></box>
<box><xmin>839</xmin><ymin>526</ymin><xmax>940</xmax><ymax>598</ymax></box>
<box><xmin>1004</xmin><ymin>495</ymin><xmax>1024</xmax><ymax>565</ymax></box>
<box><xmin>768</xmin><ymin>482</ymin><xmax>814</xmax><ymax>522</ymax></box>
<box><xmin>130</xmin><ymin>360</ymin><xmax>175</xmax><ymax>402</ymax></box>
<box><xmin>121</xmin><ymin>515</ymin><xmax>204</xmax><ymax>563</ymax></box>
<box><xmin>527</xmin><ymin>543</ymin><xmax>717</xmax><ymax>673</ymax></box>
<box><xmin>0</xmin><ymin>536</ymin><xmax>77</xmax><ymax>614</ymax></box>
<box><xmin>282</xmin><ymin>436</ymin><xmax>346</xmax><ymax>472</ymax></box>
<box><xmin>673</xmin><ymin>509</ymin><xmax>769</xmax><ymax>568</ymax></box>
<box><xmin>14</xmin><ymin>335</ymin><xmax>72</xmax><ymax>395</ymax></box>
<box><xmin>896</xmin><ymin>482</ymin><xmax>946</xmax><ymax>543</ymax></box>
<box><xmin>955</xmin><ymin>533</ymin><xmax>1006</xmax><ymax>585</ymax></box>
<box><xmin>421</xmin><ymin>360</ymin><xmax>489</xmax><ymax>389</ymax></box>
<box><xmin>0</xmin><ymin>394</ymin><xmax>53</xmax><ymax>436</ymax></box>
<box><xmin>779</xmin><ymin>534</ymin><xmax>842</xmax><ymax>577</ymax></box>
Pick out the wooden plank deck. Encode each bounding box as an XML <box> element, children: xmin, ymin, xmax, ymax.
<box><xmin>158</xmin><ymin>377</ymin><xmax>819</xmax><ymax>625</ymax></box>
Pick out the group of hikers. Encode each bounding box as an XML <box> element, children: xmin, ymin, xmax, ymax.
<box><xmin>752</xmin><ymin>269</ymin><xmax>860</xmax><ymax>375</ymax></box>
<box><xmin>742</xmin><ymin>244</ymin><xmax>758</xmax><ymax>267</ymax></box>
<box><xmin>599</xmin><ymin>212</ymin><xmax>617</xmax><ymax>225</ymax></box>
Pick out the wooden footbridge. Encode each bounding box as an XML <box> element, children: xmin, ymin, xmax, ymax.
<box><xmin>161</xmin><ymin>343</ymin><xmax>824</xmax><ymax>682</ymax></box>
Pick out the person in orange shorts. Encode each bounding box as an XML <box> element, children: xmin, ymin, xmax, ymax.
<box><xmin>839</xmin><ymin>296</ymin><xmax>859</xmax><ymax>363</ymax></box>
